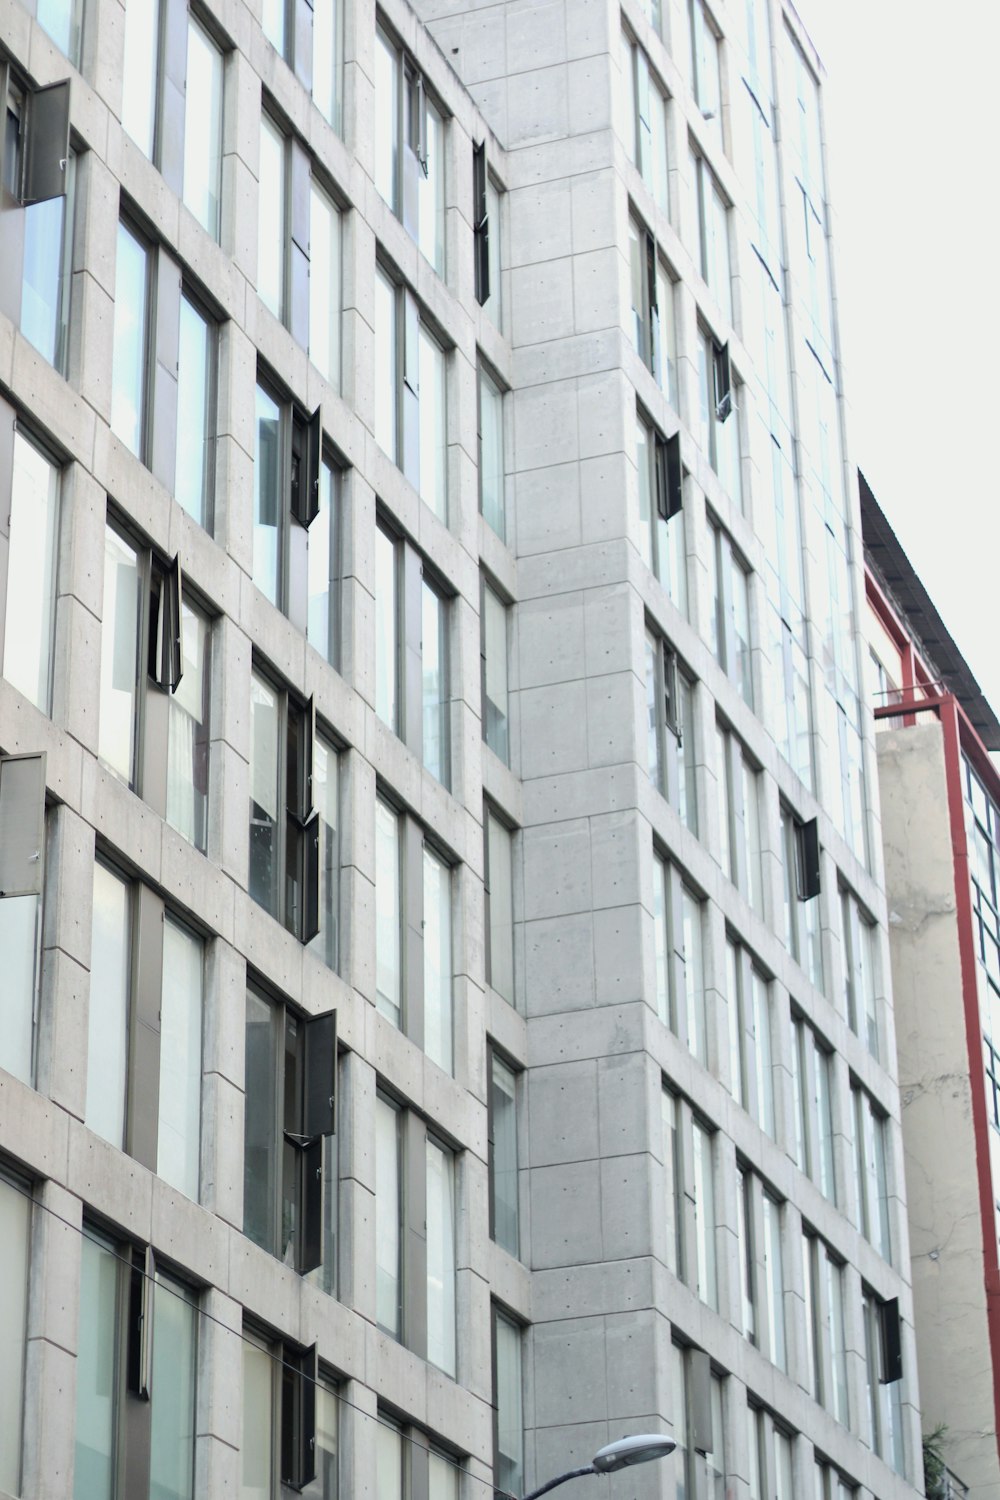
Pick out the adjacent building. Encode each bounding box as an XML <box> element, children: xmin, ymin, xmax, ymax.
<box><xmin>0</xmin><ymin>1</ymin><xmax>925</xmax><ymax>1499</ymax></box>
<box><xmin>863</xmin><ymin>473</ymin><xmax>1000</xmax><ymax>1500</ymax></box>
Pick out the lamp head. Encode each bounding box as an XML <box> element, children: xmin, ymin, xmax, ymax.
<box><xmin>591</xmin><ymin>1436</ymin><xmax>677</xmax><ymax>1474</ymax></box>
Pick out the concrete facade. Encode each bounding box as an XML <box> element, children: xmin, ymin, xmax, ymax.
<box><xmin>0</xmin><ymin>3</ymin><xmax>924</xmax><ymax>1500</ymax></box>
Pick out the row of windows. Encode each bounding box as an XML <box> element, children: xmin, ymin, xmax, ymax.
<box><xmin>662</xmin><ymin>1080</ymin><xmax>905</xmax><ymax>1468</ymax></box>
<box><xmin>0</xmin><ymin>1147</ymin><xmax>905</xmax><ymax>1500</ymax></box>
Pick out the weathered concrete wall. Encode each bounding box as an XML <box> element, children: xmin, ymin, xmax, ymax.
<box><xmin>878</xmin><ymin>722</ymin><xmax>1000</xmax><ymax>1500</ymax></box>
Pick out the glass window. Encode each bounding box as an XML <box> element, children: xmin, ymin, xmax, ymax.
<box><xmin>374</xmin><ymin>267</ymin><xmax>398</xmax><ymax>462</ymax></box>
<box><xmin>486</xmin><ymin>806</ymin><xmax>515</xmax><ymax>1006</ymax></box>
<box><xmin>37</xmin><ymin>0</ymin><xmax>83</xmax><ymax>62</ymax></box>
<box><xmin>653</xmin><ymin>853</ymin><xmax>668</xmax><ymax>1026</ymax></box>
<box><xmin>482</xmin><ymin>580</ymin><xmax>509</xmax><ymax>764</ymax></box>
<box><xmin>661</xmin><ymin>1087</ymin><xmax>680</xmax><ymax>1275</ymax></box>
<box><xmin>304</xmin><ymin>1381</ymin><xmax>338</xmax><ymax>1500</ymax></box>
<box><xmin>681</xmin><ymin>885</ymin><xmax>705</xmax><ymax>1063</ymax></box>
<box><xmin>761</xmin><ymin>1191</ymin><xmax>785</xmax><ymax>1370</ymax></box>
<box><xmin>736</xmin><ymin>1167</ymin><xmax>755</xmax><ymax>1341</ymax></box>
<box><xmin>74</xmin><ymin>1235</ymin><xmax>118</xmax><ymax>1500</ymax></box>
<box><xmin>183</xmin><ymin>16</ymin><xmax>224</xmax><ymax>239</ymax></box>
<box><xmin>111</xmin><ymin>221</ymin><xmax>150</xmax><ymax>457</ymax></box>
<box><xmin>308</xmin><ymin>734</ymin><xmax>340</xmax><ymax>972</ymax></box>
<box><xmin>244</xmin><ymin>989</ymin><xmax>337</xmax><ymax>1273</ymax></box>
<box><xmin>175</xmin><ymin>295</ymin><xmax>215</xmax><ymax>528</ymax></box>
<box><xmin>0</xmin><ymin>1173</ymin><xmax>30</xmax><ymax>1498</ymax></box>
<box><xmin>253</xmin><ymin>383</ymin><xmax>282</xmax><ymax>605</ymax></box>
<box><xmin>425</xmin><ymin>1138</ymin><xmax>456</xmax><ymax>1375</ymax></box>
<box><xmin>375</xmin><ymin>800</ymin><xmax>402</xmax><ymax>1027</ymax></box>
<box><xmin>420</xmin><ymin>96</ymin><xmax>446</xmax><ymax>274</ymax></box>
<box><xmin>158</xmin><ymin>916</ymin><xmax>204</xmax><ymax>1200</ymax></box>
<box><xmin>312</xmin><ymin>1</ymin><xmax>342</xmax><ymax>132</ymax></box>
<box><xmin>309</xmin><ymin>181</ymin><xmax>341</xmax><ymax>387</ymax></box>
<box><xmin>258</xmin><ymin>114</ymin><xmax>286</xmax><ymax>320</ymax></box>
<box><xmin>375</xmin><ymin>525</ymin><xmax>398</xmax><ymax>730</ymax></box>
<box><xmin>248</xmin><ymin>671</ymin><xmax>281</xmax><ymax>915</ymax></box>
<box><xmin>691</xmin><ymin>1119</ymin><xmax>716</xmax><ymax>1308</ymax></box>
<box><xmin>749</xmin><ymin>968</ymin><xmax>774</xmax><ymax>1137</ymax></box>
<box><xmin>423</xmin><ymin>846</ymin><xmax>453</xmax><ymax>1074</ymax></box>
<box><xmin>421</xmin><ymin>578</ymin><xmax>449</xmax><ymax>785</ymax></box>
<box><xmin>307</xmin><ymin>456</ymin><xmax>341</xmax><ymax>666</ymax></box>
<box><xmin>122</xmin><ymin>0</ymin><xmax>159</xmax><ymax>156</ymax></box>
<box><xmin>490</xmin><ymin>1052</ymin><xmax>519</xmax><ymax>1257</ymax></box>
<box><xmin>479</xmin><ymin>365</ymin><xmax>506</xmax><ymax>540</ymax></box>
<box><xmin>150</xmin><ymin>1272</ymin><xmax>197</xmax><ymax>1500</ymax></box>
<box><xmin>854</xmin><ymin>1085</ymin><xmax>892</xmax><ymax>1262</ymax></box>
<box><xmin>242</xmin><ymin>1337</ymin><xmax>274</xmax><ymax>1500</ymax></box>
<box><xmin>494</xmin><ymin>1310</ymin><xmax>523</xmax><ymax>1496</ymax></box>
<box><xmin>419</xmin><ymin>326</ymin><xmax>447</xmax><ymax>517</ymax></box>
<box><xmin>166</xmin><ymin>598</ymin><xmax>210</xmax><ymax>850</ymax></box>
<box><xmin>374</xmin><ymin>30</ymin><xmax>399</xmax><ymax>205</ymax></box>
<box><xmin>20</xmin><ymin>152</ymin><xmax>75</xmax><ymax>372</ymax></box>
<box><xmin>86</xmin><ymin>862</ymin><xmax>130</xmax><ymax>1148</ymax></box>
<box><xmin>376</xmin><ymin>1096</ymin><xmax>401</xmax><ymax>1337</ymax></box>
<box><xmin>4</xmin><ymin>429</ymin><xmax>59</xmax><ymax>712</ymax></box>
<box><xmin>483</xmin><ymin>174</ymin><xmax>502</xmax><ymax>326</ymax></box>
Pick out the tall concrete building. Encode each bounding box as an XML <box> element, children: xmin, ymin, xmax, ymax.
<box><xmin>863</xmin><ymin>475</ymin><xmax>1000</xmax><ymax>1500</ymax></box>
<box><xmin>0</xmin><ymin>0</ymin><xmax>924</xmax><ymax>1498</ymax></box>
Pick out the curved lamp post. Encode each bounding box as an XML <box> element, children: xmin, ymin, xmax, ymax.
<box><xmin>519</xmin><ymin>1434</ymin><xmax>677</xmax><ymax>1500</ymax></box>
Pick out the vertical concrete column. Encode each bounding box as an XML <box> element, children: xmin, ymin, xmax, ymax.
<box><xmin>195</xmin><ymin>1287</ymin><xmax>243</xmax><ymax>1496</ymax></box>
<box><xmin>21</xmin><ymin>1180</ymin><xmax>83</xmax><ymax>1500</ymax></box>
<box><xmin>68</xmin><ymin>151</ymin><xmax>118</xmax><ymax>425</ymax></box>
<box><xmin>37</xmin><ymin>803</ymin><xmax>96</xmax><ymax>1119</ymax></box>
<box><xmin>201</xmin><ymin>937</ymin><xmax>247</xmax><ymax>1230</ymax></box>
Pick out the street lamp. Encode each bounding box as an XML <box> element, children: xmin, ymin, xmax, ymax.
<box><xmin>519</xmin><ymin>1435</ymin><xmax>677</xmax><ymax>1500</ymax></box>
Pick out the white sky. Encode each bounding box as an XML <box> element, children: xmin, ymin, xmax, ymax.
<box><xmin>794</xmin><ymin>0</ymin><xmax>1000</xmax><ymax>716</ymax></box>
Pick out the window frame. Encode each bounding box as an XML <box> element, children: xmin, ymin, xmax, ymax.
<box><xmin>98</xmin><ymin>514</ymin><xmax>212</xmax><ymax>849</ymax></box>
<box><xmin>488</xmin><ymin>1046</ymin><xmax>520</xmax><ymax>1259</ymax></box>
<box><xmin>0</xmin><ymin>407</ymin><xmax>62</xmax><ymax>715</ymax></box>
<box><xmin>376</xmin><ymin>1088</ymin><xmax>458</xmax><ymax>1373</ymax></box>
<box><xmin>374</xmin><ymin>263</ymin><xmax>450</xmax><ymax>518</ymax></box>
<box><xmin>374</xmin><ymin>793</ymin><xmax>456</xmax><ymax>1072</ymax></box>
<box><xmin>243</xmin><ymin>981</ymin><xmax>338</xmax><ymax>1276</ymax></box>
<box><xmin>492</xmin><ymin>1305</ymin><xmax>524</xmax><ymax>1497</ymax></box>
<box><xmin>375</xmin><ymin>26</ymin><xmax>447</xmax><ymax>276</ymax></box>
<box><xmin>708</xmin><ymin>517</ymin><xmax>753</xmax><ymax>705</ymax></box>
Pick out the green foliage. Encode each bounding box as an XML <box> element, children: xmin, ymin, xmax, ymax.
<box><xmin>923</xmin><ymin>1424</ymin><xmax>948</xmax><ymax>1500</ymax></box>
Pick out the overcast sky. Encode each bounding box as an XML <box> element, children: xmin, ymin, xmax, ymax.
<box><xmin>794</xmin><ymin>0</ymin><xmax>1000</xmax><ymax>716</ymax></box>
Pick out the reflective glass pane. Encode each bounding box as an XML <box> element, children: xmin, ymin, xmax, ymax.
<box><xmin>307</xmin><ymin>460</ymin><xmax>337</xmax><ymax>664</ymax></box>
<box><xmin>150</xmin><ymin>1275</ymin><xmax>197</xmax><ymax>1500</ymax></box>
<box><xmin>99</xmin><ymin>528</ymin><xmax>139</xmax><ymax>781</ymax></box>
<box><xmin>483</xmin><ymin>177</ymin><xmax>501</xmax><ymax>327</ymax></box>
<box><xmin>303</xmin><ymin>1383</ymin><xmax>338</xmax><ymax>1500</ymax></box>
<box><xmin>377</xmin><ymin>1420</ymin><xmax>402</xmax><ymax>1500</ymax></box>
<box><xmin>175</xmin><ymin>296</ymin><xmax>213</xmax><ymax>527</ymax></box>
<box><xmin>248</xmin><ymin>672</ymin><xmax>280</xmax><ymax>914</ymax></box>
<box><xmin>0</xmin><ymin>1176</ymin><xmax>29</xmax><ymax>1496</ymax></box>
<box><xmin>122</xmin><ymin>0</ymin><xmax>159</xmax><ymax>155</ymax></box>
<box><xmin>253</xmin><ymin>383</ymin><xmax>281</xmax><ymax>604</ymax></box>
<box><xmin>262</xmin><ymin>0</ymin><xmax>285</xmax><ymax>55</ymax></box>
<box><xmin>86</xmin><ymin>864</ymin><xmax>130</xmax><ymax>1147</ymax></box>
<box><xmin>37</xmin><ymin>0</ymin><xmax>83</xmax><ymax>61</ymax></box>
<box><xmin>0</xmin><ymin>894</ymin><xmax>37</xmax><ymax>1083</ymax></box>
<box><xmin>762</xmin><ymin>1193</ymin><xmax>785</xmax><ymax>1369</ymax></box>
<box><xmin>309</xmin><ymin>183</ymin><xmax>341</xmax><ymax>386</ymax></box>
<box><xmin>374</xmin><ymin>268</ymin><xmax>397</xmax><ymax>460</ymax></box>
<box><xmin>241</xmin><ymin>1340</ymin><xmax>273</xmax><ymax>1500</ymax></box>
<box><xmin>479</xmin><ymin>367</ymin><xmax>505</xmax><ymax>539</ymax></box>
<box><xmin>375</xmin><ymin>1097</ymin><xmax>401</xmax><ymax>1336</ymax></box>
<box><xmin>490</xmin><ymin>1054</ymin><xmax>518</xmax><ymax>1256</ymax></box>
<box><xmin>653</xmin><ymin>855</ymin><xmax>668</xmax><ymax>1025</ymax></box>
<box><xmin>158</xmin><ymin>916</ymin><xmax>203</xmax><ymax>1200</ymax></box>
<box><xmin>483</xmin><ymin>583</ymin><xmax>508</xmax><ymax>764</ymax></box>
<box><xmin>423</xmin><ymin>847</ymin><xmax>452</xmax><ymax>1073</ymax></box>
<box><xmin>426</xmin><ymin>1140</ymin><xmax>455</xmax><ymax>1375</ymax></box>
<box><xmin>494</xmin><ymin>1313</ymin><xmax>523</xmax><ymax>1495</ymax></box>
<box><xmin>5</xmin><ymin>432</ymin><xmax>58</xmax><ymax>710</ymax></box>
<box><xmin>419</xmin><ymin>98</ymin><xmax>445</xmax><ymax>274</ymax></box>
<box><xmin>421</xmin><ymin>581</ymin><xmax>448</xmax><ymax>783</ymax></box>
<box><xmin>374</xmin><ymin>527</ymin><xmax>398</xmax><ymax>729</ymax></box>
<box><xmin>184</xmin><ymin>17</ymin><xmax>223</xmax><ymax>238</ymax></box>
<box><xmin>111</xmin><ymin>221</ymin><xmax>149</xmax><ymax>456</ymax></box>
<box><xmin>692</xmin><ymin>1121</ymin><xmax>716</xmax><ymax>1308</ymax></box>
<box><xmin>313</xmin><ymin>0</ymin><xmax>341</xmax><ymax>131</ymax></box>
<box><xmin>429</xmin><ymin>1452</ymin><xmax>458</xmax><ymax>1500</ymax></box>
<box><xmin>74</xmin><ymin>1235</ymin><xmax>117</xmax><ymax>1500</ymax></box>
<box><xmin>374</xmin><ymin>33</ymin><xmax>398</xmax><ymax>207</ymax></box>
<box><xmin>307</xmin><ymin>735</ymin><xmax>339</xmax><ymax>972</ymax></box>
<box><xmin>244</xmin><ymin>991</ymin><xmax>277</xmax><ymax>1252</ymax></box>
<box><xmin>258</xmin><ymin>116</ymin><xmax>285</xmax><ymax>319</ymax></box>
<box><xmin>418</xmin><ymin>327</ymin><xmax>447</xmax><ymax>518</ymax></box>
<box><xmin>21</xmin><ymin>183</ymin><xmax>71</xmax><ymax>368</ymax></box>
<box><xmin>486</xmin><ymin>810</ymin><xmax>515</xmax><ymax>1005</ymax></box>
<box><xmin>166</xmin><ymin>600</ymin><xmax>210</xmax><ymax>850</ymax></box>
<box><xmin>375</xmin><ymin>800</ymin><xmax>401</xmax><ymax>1025</ymax></box>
